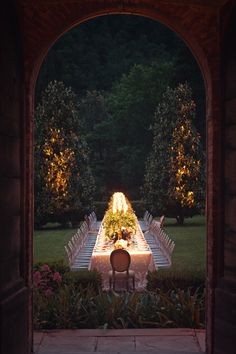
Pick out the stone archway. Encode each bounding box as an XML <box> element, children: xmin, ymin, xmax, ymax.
<box><xmin>24</xmin><ymin>3</ymin><xmax>218</xmax><ymax>353</ymax></box>
<box><xmin>1</xmin><ymin>1</ymin><xmax>235</xmax><ymax>354</ymax></box>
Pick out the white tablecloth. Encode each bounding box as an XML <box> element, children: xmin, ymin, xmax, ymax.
<box><xmin>89</xmin><ymin>222</ymin><xmax>156</xmax><ymax>290</ymax></box>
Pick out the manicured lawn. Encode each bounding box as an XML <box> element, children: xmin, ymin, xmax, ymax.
<box><xmin>34</xmin><ymin>215</ymin><xmax>206</xmax><ymax>274</ymax></box>
<box><xmin>34</xmin><ymin>227</ymin><xmax>77</xmax><ymax>264</ymax></box>
<box><xmin>163</xmin><ymin>214</ymin><xmax>206</xmax><ymax>274</ymax></box>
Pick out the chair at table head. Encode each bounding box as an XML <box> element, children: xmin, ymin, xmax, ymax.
<box><xmin>109</xmin><ymin>249</ymin><xmax>135</xmax><ymax>291</ymax></box>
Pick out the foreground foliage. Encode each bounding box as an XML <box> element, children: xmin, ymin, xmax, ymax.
<box><xmin>33</xmin><ymin>263</ymin><xmax>205</xmax><ymax>330</ymax></box>
<box><xmin>34</xmin><ymin>285</ymin><xmax>205</xmax><ymax>330</ymax></box>
<box><xmin>147</xmin><ymin>269</ymin><xmax>205</xmax><ymax>293</ymax></box>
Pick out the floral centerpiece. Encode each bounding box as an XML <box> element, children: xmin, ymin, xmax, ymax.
<box><xmin>114</xmin><ymin>239</ymin><xmax>128</xmax><ymax>250</ymax></box>
<box><xmin>102</xmin><ymin>192</ymin><xmax>137</xmax><ymax>249</ymax></box>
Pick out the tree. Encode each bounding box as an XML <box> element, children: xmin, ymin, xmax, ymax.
<box><xmin>35</xmin><ymin>15</ymin><xmax>206</xmax><ymax>202</ymax></box>
<box><xmin>36</xmin><ymin>15</ymin><xmax>205</xmax><ymax>140</ymax></box>
<box><xmin>78</xmin><ymin>90</ymin><xmax>114</xmax><ymax>200</ymax></box>
<box><xmin>105</xmin><ymin>61</ymin><xmax>175</xmax><ymax>198</ymax></box>
<box><xmin>142</xmin><ymin>83</ymin><xmax>205</xmax><ymax>224</ymax></box>
<box><xmin>34</xmin><ymin>81</ymin><xmax>95</xmax><ymax>227</ymax></box>
<box><xmin>36</xmin><ymin>16</ymin><xmax>177</xmax><ymax>98</ymax></box>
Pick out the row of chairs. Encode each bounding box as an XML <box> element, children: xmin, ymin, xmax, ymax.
<box><xmin>64</xmin><ymin>212</ymin><xmax>97</xmax><ymax>266</ymax></box>
<box><xmin>144</xmin><ymin>211</ymin><xmax>175</xmax><ymax>266</ymax></box>
<box><xmin>144</xmin><ymin>211</ymin><xmax>153</xmax><ymax>228</ymax></box>
<box><xmin>84</xmin><ymin>211</ymin><xmax>97</xmax><ymax>231</ymax></box>
<box><xmin>144</xmin><ymin>211</ymin><xmax>165</xmax><ymax>229</ymax></box>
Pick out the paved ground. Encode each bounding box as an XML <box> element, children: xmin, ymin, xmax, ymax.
<box><xmin>34</xmin><ymin>328</ymin><xmax>205</xmax><ymax>354</ymax></box>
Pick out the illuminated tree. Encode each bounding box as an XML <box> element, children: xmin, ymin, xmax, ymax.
<box><xmin>142</xmin><ymin>83</ymin><xmax>204</xmax><ymax>224</ymax></box>
<box><xmin>170</xmin><ymin>121</ymin><xmax>201</xmax><ymax>216</ymax></box>
<box><xmin>43</xmin><ymin>127</ymin><xmax>75</xmax><ymax>208</ymax></box>
<box><xmin>35</xmin><ymin>81</ymin><xmax>95</xmax><ymax>227</ymax></box>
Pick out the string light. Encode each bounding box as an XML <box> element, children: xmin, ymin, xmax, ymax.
<box><xmin>43</xmin><ymin>127</ymin><xmax>75</xmax><ymax>204</ymax></box>
<box><xmin>171</xmin><ymin>109</ymin><xmax>201</xmax><ymax>208</ymax></box>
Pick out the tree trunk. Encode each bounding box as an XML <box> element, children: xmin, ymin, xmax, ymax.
<box><xmin>176</xmin><ymin>214</ymin><xmax>184</xmax><ymax>225</ymax></box>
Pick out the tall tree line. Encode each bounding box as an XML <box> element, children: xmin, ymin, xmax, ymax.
<box><xmin>35</xmin><ymin>14</ymin><xmax>205</xmax><ymax>203</ymax></box>
<box><xmin>36</xmin><ymin>15</ymin><xmax>205</xmax><ymax>138</ymax></box>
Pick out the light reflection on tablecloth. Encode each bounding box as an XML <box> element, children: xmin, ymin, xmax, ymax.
<box><xmin>89</xmin><ymin>221</ymin><xmax>156</xmax><ymax>290</ymax></box>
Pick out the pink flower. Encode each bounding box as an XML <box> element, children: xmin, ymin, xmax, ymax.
<box><xmin>44</xmin><ymin>288</ymin><xmax>53</xmax><ymax>297</ymax></box>
<box><xmin>53</xmin><ymin>272</ymin><xmax>62</xmax><ymax>283</ymax></box>
<box><xmin>41</xmin><ymin>264</ymin><xmax>51</xmax><ymax>272</ymax></box>
<box><xmin>33</xmin><ymin>271</ymin><xmax>42</xmax><ymax>285</ymax></box>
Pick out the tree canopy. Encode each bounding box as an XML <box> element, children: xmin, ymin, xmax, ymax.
<box><xmin>36</xmin><ymin>15</ymin><xmax>205</xmax><ymax>139</ymax></box>
<box><xmin>35</xmin><ymin>15</ymin><xmax>206</xmax><ymax>210</ymax></box>
<box><xmin>34</xmin><ymin>81</ymin><xmax>95</xmax><ymax>227</ymax></box>
<box><xmin>142</xmin><ymin>83</ymin><xmax>205</xmax><ymax>224</ymax></box>
<box><xmin>104</xmin><ymin>61</ymin><xmax>175</xmax><ymax>198</ymax></box>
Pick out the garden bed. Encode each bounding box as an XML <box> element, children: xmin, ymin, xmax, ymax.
<box><xmin>33</xmin><ymin>262</ymin><xmax>205</xmax><ymax>330</ymax></box>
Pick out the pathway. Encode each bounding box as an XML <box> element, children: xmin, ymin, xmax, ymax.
<box><xmin>34</xmin><ymin>328</ymin><xmax>205</xmax><ymax>354</ymax></box>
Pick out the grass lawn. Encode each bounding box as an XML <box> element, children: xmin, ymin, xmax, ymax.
<box><xmin>34</xmin><ymin>215</ymin><xmax>206</xmax><ymax>275</ymax></box>
<box><xmin>163</xmin><ymin>214</ymin><xmax>206</xmax><ymax>275</ymax></box>
<box><xmin>34</xmin><ymin>227</ymin><xmax>77</xmax><ymax>264</ymax></box>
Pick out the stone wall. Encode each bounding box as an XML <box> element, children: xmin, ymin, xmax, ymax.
<box><xmin>19</xmin><ymin>2</ymin><xmax>221</xmax><ymax>353</ymax></box>
<box><xmin>0</xmin><ymin>2</ymin><xmax>31</xmax><ymax>354</ymax></box>
<box><xmin>213</xmin><ymin>5</ymin><xmax>236</xmax><ymax>354</ymax></box>
<box><xmin>0</xmin><ymin>1</ymin><xmax>235</xmax><ymax>353</ymax></box>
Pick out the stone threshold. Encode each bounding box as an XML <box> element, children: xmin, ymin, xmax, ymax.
<box><xmin>36</xmin><ymin>328</ymin><xmax>204</xmax><ymax>336</ymax></box>
<box><xmin>34</xmin><ymin>328</ymin><xmax>206</xmax><ymax>353</ymax></box>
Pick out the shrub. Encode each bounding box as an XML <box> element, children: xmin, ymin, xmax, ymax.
<box><xmin>33</xmin><ymin>260</ymin><xmax>70</xmax><ymax>275</ymax></box>
<box><xmin>63</xmin><ymin>270</ymin><xmax>102</xmax><ymax>292</ymax></box>
<box><xmin>34</xmin><ymin>211</ymin><xmax>47</xmax><ymax>229</ymax></box>
<box><xmin>34</xmin><ymin>284</ymin><xmax>74</xmax><ymax>329</ymax></box>
<box><xmin>130</xmin><ymin>200</ymin><xmax>145</xmax><ymax>218</ymax></box>
<box><xmin>33</xmin><ymin>263</ymin><xmax>63</xmax><ymax>302</ymax></box>
<box><xmin>33</xmin><ymin>265</ymin><xmax>102</xmax><ymax>329</ymax></box>
<box><xmin>93</xmin><ymin>201</ymin><xmax>107</xmax><ymax>219</ymax></box>
<box><xmin>33</xmin><ymin>263</ymin><xmax>205</xmax><ymax>330</ymax></box>
<box><xmin>146</xmin><ymin>269</ymin><xmax>205</xmax><ymax>293</ymax></box>
<box><xmin>34</xmin><ymin>287</ymin><xmax>205</xmax><ymax>329</ymax></box>
<box><xmin>34</xmin><ymin>207</ymin><xmax>93</xmax><ymax>229</ymax></box>
<box><xmin>33</xmin><ymin>263</ymin><xmax>101</xmax><ymax>291</ymax></box>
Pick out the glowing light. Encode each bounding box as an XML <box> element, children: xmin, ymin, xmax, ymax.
<box><xmin>103</xmin><ymin>192</ymin><xmax>137</xmax><ymax>241</ymax></box>
<box><xmin>43</xmin><ymin>127</ymin><xmax>75</xmax><ymax>199</ymax></box>
<box><xmin>112</xmin><ymin>192</ymin><xmax>128</xmax><ymax>214</ymax></box>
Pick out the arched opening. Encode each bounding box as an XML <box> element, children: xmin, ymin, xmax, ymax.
<box><xmin>4</xmin><ymin>2</ymin><xmax>236</xmax><ymax>354</ymax></box>
<box><xmin>32</xmin><ymin>10</ymin><xmax>206</xmax><ymax>348</ymax></box>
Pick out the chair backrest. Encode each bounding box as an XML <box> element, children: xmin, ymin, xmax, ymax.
<box><xmin>110</xmin><ymin>249</ymin><xmax>131</xmax><ymax>272</ymax></box>
<box><xmin>160</xmin><ymin>215</ymin><xmax>165</xmax><ymax>228</ymax></box>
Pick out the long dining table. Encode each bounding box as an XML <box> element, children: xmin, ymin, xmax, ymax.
<box><xmin>89</xmin><ymin>221</ymin><xmax>156</xmax><ymax>290</ymax></box>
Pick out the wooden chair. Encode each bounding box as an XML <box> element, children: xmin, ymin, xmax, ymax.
<box><xmin>109</xmin><ymin>249</ymin><xmax>135</xmax><ymax>291</ymax></box>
